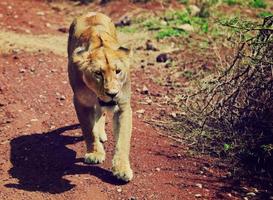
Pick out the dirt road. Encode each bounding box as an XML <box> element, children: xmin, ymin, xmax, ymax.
<box><xmin>0</xmin><ymin>1</ymin><xmax>239</xmax><ymax>199</ymax></box>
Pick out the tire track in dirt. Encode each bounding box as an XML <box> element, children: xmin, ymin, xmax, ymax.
<box><xmin>0</xmin><ymin>30</ymin><xmax>149</xmax><ymax>57</ymax></box>
<box><xmin>0</xmin><ymin>31</ymin><xmax>67</xmax><ymax>56</ymax></box>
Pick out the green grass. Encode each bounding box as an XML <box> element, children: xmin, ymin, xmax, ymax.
<box><xmin>117</xmin><ymin>26</ymin><xmax>138</xmax><ymax>33</ymax></box>
<box><xmin>140</xmin><ymin>10</ymin><xmax>211</xmax><ymax>39</ymax></box>
<box><xmin>223</xmin><ymin>0</ymin><xmax>242</xmax><ymax>5</ymax></box>
<box><xmin>178</xmin><ymin>0</ymin><xmax>188</xmax><ymax>4</ymax></box>
<box><xmin>156</xmin><ymin>27</ymin><xmax>187</xmax><ymax>39</ymax></box>
<box><xmin>258</xmin><ymin>11</ymin><xmax>272</xmax><ymax>18</ymax></box>
<box><xmin>126</xmin><ymin>0</ymin><xmax>271</xmax><ymax>40</ymax></box>
<box><xmin>249</xmin><ymin>0</ymin><xmax>267</xmax><ymax>8</ymax></box>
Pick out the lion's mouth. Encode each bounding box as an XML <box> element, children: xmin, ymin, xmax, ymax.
<box><xmin>98</xmin><ymin>98</ymin><xmax>117</xmax><ymax>107</ymax></box>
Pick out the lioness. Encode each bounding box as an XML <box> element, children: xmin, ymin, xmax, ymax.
<box><xmin>67</xmin><ymin>12</ymin><xmax>133</xmax><ymax>182</ymax></box>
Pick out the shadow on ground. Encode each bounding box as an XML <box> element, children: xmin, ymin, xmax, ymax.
<box><xmin>5</xmin><ymin>124</ymin><xmax>126</xmax><ymax>194</ymax></box>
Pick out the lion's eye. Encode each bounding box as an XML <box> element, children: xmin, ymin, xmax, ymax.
<box><xmin>94</xmin><ymin>71</ymin><xmax>102</xmax><ymax>76</ymax></box>
<box><xmin>116</xmin><ymin>69</ymin><xmax>121</xmax><ymax>74</ymax></box>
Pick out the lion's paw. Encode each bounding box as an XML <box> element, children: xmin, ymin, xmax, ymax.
<box><xmin>112</xmin><ymin>157</ymin><xmax>133</xmax><ymax>182</ymax></box>
<box><xmin>85</xmin><ymin>151</ymin><xmax>105</xmax><ymax>164</ymax></box>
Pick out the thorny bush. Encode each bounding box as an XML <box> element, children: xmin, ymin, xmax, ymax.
<box><xmin>180</xmin><ymin>16</ymin><xmax>273</xmax><ymax>177</ymax></box>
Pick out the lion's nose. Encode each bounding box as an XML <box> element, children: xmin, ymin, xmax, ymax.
<box><xmin>105</xmin><ymin>91</ymin><xmax>118</xmax><ymax>98</ymax></box>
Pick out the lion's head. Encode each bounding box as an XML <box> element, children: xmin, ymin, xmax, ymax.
<box><xmin>72</xmin><ymin>44</ymin><xmax>131</xmax><ymax>103</ymax></box>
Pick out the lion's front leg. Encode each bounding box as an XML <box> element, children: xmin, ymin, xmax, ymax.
<box><xmin>112</xmin><ymin>104</ymin><xmax>133</xmax><ymax>182</ymax></box>
<box><xmin>74</xmin><ymin>97</ymin><xmax>106</xmax><ymax>164</ymax></box>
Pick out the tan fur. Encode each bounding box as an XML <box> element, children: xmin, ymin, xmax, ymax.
<box><xmin>68</xmin><ymin>12</ymin><xmax>133</xmax><ymax>182</ymax></box>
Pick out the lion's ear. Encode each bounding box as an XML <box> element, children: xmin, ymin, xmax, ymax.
<box><xmin>72</xmin><ymin>46</ymin><xmax>89</xmax><ymax>70</ymax></box>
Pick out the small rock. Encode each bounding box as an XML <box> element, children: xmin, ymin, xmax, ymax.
<box><xmin>178</xmin><ymin>24</ymin><xmax>194</xmax><ymax>32</ymax></box>
<box><xmin>156</xmin><ymin>53</ymin><xmax>169</xmax><ymax>63</ymax></box>
<box><xmin>188</xmin><ymin>5</ymin><xmax>201</xmax><ymax>16</ymax></box>
<box><xmin>30</xmin><ymin>118</ymin><xmax>38</xmax><ymax>122</ymax></box>
<box><xmin>170</xmin><ymin>112</ymin><xmax>177</xmax><ymax>118</ymax></box>
<box><xmin>146</xmin><ymin>99</ymin><xmax>152</xmax><ymax>105</ymax></box>
<box><xmin>117</xmin><ymin>187</ymin><xmax>122</xmax><ymax>193</ymax></box>
<box><xmin>195</xmin><ymin>194</ymin><xmax>202</xmax><ymax>198</ymax></box>
<box><xmin>45</xmin><ymin>23</ymin><xmax>51</xmax><ymax>27</ymax></box>
<box><xmin>14</xmin><ymin>15</ymin><xmax>18</xmax><ymax>19</ymax></box>
<box><xmin>165</xmin><ymin>62</ymin><xmax>172</xmax><ymax>68</ymax></box>
<box><xmin>12</xmin><ymin>48</ymin><xmax>21</xmax><ymax>53</ymax></box>
<box><xmin>145</xmin><ymin>40</ymin><xmax>158</xmax><ymax>51</ymax></box>
<box><xmin>36</xmin><ymin>11</ymin><xmax>45</xmax><ymax>16</ymax></box>
<box><xmin>30</xmin><ymin>67</ymin><xmax>35</xmax><ymax>72</ymax></box>
<box><xmin>269</xmin><ymin>196</ymin><xmax>273</xmax><ymax>200</ymax></box>
<box><xmin>246</xmin><ymin>192</ymin><xmax>256</xmax><ymax>197</ymax></box>
<box><xmin>129</xmin><ymin>197</ymin><xmax>137</xmax><ymax>200</ymax></box>
<box><xmin>19</xmin><ymin>68</ymin><xmax>26</xmax><ymax>73</ymax></box>
<box><xmin>25</xmin><ymin>29</ymin><xmax>31</xmax><ymax>34</ymax></box>
<box><xmin>136</xmin><ymin>109</ymin><xmax>145</xmax><ymax>114</ymax></box>
<box><xmin>195</xmin><ymin>183</ymin><xmax>203</xmax><ymax>188</ymax></box>
<box><xmin>253</xmin><ymin>188</ymin><xmax>258</xmax><ymax>193</ymax></box>
<box><xmin>155</xmin><ymin>167</ymin><xmax>160</xmax><ymax>172</ymax></box>
<box><xmin>141</xmin><ymin>85</ymin><xmax>149</xmax><ymax>94</ymax></box>
<box><xmin>227</xmin><ymin>193</ymin><xmax>232</xmax><ymax>197</ymax></box>
<box><xmin>59</xmin><ymin>95</ymin><xmax>66</xmax><ymax>101</ymax></box>
<box><xmin>51</xmin><ymin>5</ymin><xmax>62</xmax><ymax>12</ymax></box>
<box><xmin>160</xmin><ymin>20</ymin><xmax>167</xmax><ymax>26</ymax></box>
<box><xmin>243</xmin><ymin>197</ymin><xmax>248</xmax><ymax>200</ymax></box>
<box><xmin>58</xmin><ymin>27</ymin><xmax>68</xmax><ymax>33</ymax></box>
<box><xmin>115</xmin><ymin>16</ymin><xmax>131</xmax><ymax>27</ymax></box>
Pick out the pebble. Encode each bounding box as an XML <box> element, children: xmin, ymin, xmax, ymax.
<box><xmin>146</xmin><ymin>99</ymin><xmax>152</xmax><ymax>105</ymax></box>
<box><xmin>145</xmin><ymin>40</ymin><xmax>157</xmax><ymax>51</ymax></box>
<box><xmin>141</xmin><ymin>85</ymin><xmax>149</xmax><ymax>94</ymax></box>
<box><xmin>246</xmin><ymin>192</ymin><xmax>256</xmax><ymax>197</ymax></box>
<box><xmin>195</xmin><ymin>194</ymin><xmax>202</xmax><ymax>198</ymax></box>
<box><xmin>58</xmin><ymin>27</ymin><xmax>68</xmax><ymax>33</ymax></box>
<box><xmin>195</xmin><ymin>183</ymin><xmax>203</xmax><ymax>188</ymax></box>
<box><xmin>12</xmin><ymin>48</ymin><xmax>20</xmax><ymax>53</ymax></box>
<box><xmin>136</xmin><ymin>109</ymin><xmax>145</xmax><ymax>114</ymax></box>
<box><xmin>59</xmin><ymin>95</ymin><xmax>66</xmax><ymax>100</ymax></box>
<box><xmin>155</xmin><ymin>167</ymin><xmax>160</xmax><ymax>172</ymax></box>
<box><xmin>117</xmin><ymin>187</ymin><xmax>122</xmax><ymax>193</ymax></box>
<box><xmin>156</xmin><ymin>53</ymin><xmax>169</xmax><ymax>63</ymax></box>
<box><xmin>115</xmin><ymin>16</ymin><xmax>131</xmax><ymax>27</ymax></box>
<box><xmin>36</xmin><ymin>11</ymin><xmax>45</xmax><ymax>16</ymax></box>
<box><xmin>30</xmin><ymin>67</ymin><xmax>35</xmax><ymax>72</ymax></box>
<box><xmin>19</xmin><ymin>68</ymin><xmax>26</xmax><ymax>73</ymax></box>
<box><xmin>170</xmin><ymin>112</ymin><xmax>177</xmax><ymax>118</ymax></box>
<box><xmin>45</xmin><ymin>23</ymin><xmax>51</xmax><ymax>27</ymax></box>
<box><xmin>188</xmin><ymin>5</ymin><xmax>201</xmax><ymax>16</ymax></box>
<box><xmin>128</xmin><ymin>197</ymin><xmax>137</xmax><ymax>200</ymax></box>
<box><xmin>178</xmin><ymin>24</ymin><xmax>194</xmax><ymax>32</ymax></box>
